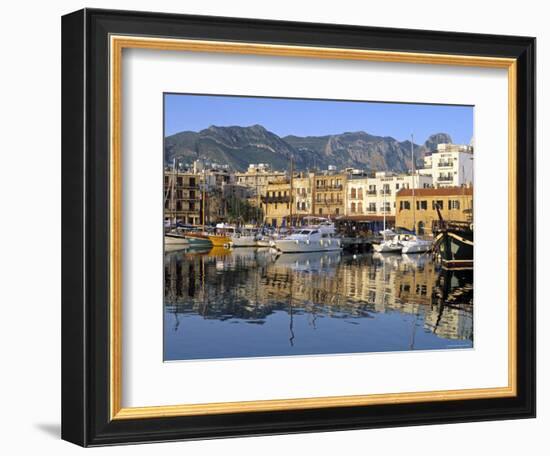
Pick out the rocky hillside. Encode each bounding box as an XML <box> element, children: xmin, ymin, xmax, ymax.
<box><xmin>164</xmin><ymin>125</ymin><xmax>452</xmax><ymax>173</ymax></box>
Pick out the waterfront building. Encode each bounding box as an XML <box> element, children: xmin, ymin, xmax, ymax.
<box><xmin>292</xmin><ymin>172</ymin><xmax>314</xmax><ymax>220</ymax></box>
<box><xmin>261</xmin><ymin>180</ymin><xmax>292</xmax><ymax>227</ymax></box>
<box><xmin>346</xmin><ymin>171</ymin><xmax>432</xmax><ymax>218</ymax></box>
<box><xmin>164</xmin><ymin>169</ymin><xmax>201</xmax><ymax>225</ymax></box>
<box><xmin>234</xmin><ymin>163</ymin><xmax>287</xmax><ymax>199</ymax></box>
<box><xmin>395</xmin><ymin>186</ymin><xmax>473</xmax><ymax>234</ymax></box>
<box><xmin>422</xmin><ymin>143</ymin><xmax>474</xmax><ymax>188</ymax></box>
<box><xmin>312</xmin><ymin>172</ymin><xmax>347</xmax><ymax>217</ymax></box>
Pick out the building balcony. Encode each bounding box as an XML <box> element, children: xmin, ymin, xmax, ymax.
<box><xmin>437</xmin><ymin>162</ymin><xmax>454</xmax><ymax>168</ymax></box>
<box><xmin>437</xmin><ymin>176</ymin><xmax>454</xmax><ymax>182</ymax></box>
<box><xmin>317</xmin><ymin>200</ymin><xmax>343</xmax><ymax>206</ymax></box>
<box><xmin>261</xmin><ymin>196</ymin><xmax>291</xmax><ymax>204</ymax></box>
<box><xmin>366</xmin><ymin>190</ymin><xmax>377</xmax><ymax>195</ymax></box>
<box><xmin>316</xmin><ymin>185</ymin><xmax>343</xmax><ymax>190</ymax></box>
<box><xmin>379</xmin><ymin>190</ymin><xmax>391</xmax><ymax>195</ymax></box>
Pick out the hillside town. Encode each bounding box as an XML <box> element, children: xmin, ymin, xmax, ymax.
<box><xmin>164</xmin><ymin>142</ymin><xmax>474</xmax><ymax>236</ymax></box>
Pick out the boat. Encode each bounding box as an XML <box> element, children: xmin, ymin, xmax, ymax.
<box><xmin>215</xmin><ymin>223</ymin><xmax>259</xmax><ymax>247</ymax></box>
<box><xmin>164</xmin><ymin>231</ymin><xmax>189</xmax><ymax>247</ymax></box>
<box><xmin>184</xmin><ymin>232</ymin><xmax>214</xmax><ymax>248</ymax></box>
<box><xmin>273</xmin><ymin>218</ymin><xmax>342</xmax><ymax>253</ymax></box>
<box><xmin>396</xmin><ymin>133</ymin><xmax>433</xmax><ymax>255</ymax></box>
<box><xmin>399</xmin><ymin>233</ymin><xmax>432</xmax><ymax>254</ymax></box>
<box><xmin>432</xmin><ymin>219</ymin><xmax>473</xmax><ymax>268</ymax></box>
<box><xmin>206</xmin><ymin>232</ymin><xmax>232</xmax><ymax>248</ymax></box>
<box><xmin>372</xmin><ymin>231</ymin><xmax>403</xmax><ymax>253</ymax></box>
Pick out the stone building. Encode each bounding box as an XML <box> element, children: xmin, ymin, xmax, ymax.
<box><xmin>164</xmin><ymin>170</ymin><xmax>201</xmax><ymax>226</ymax></box>
<box><xmin>395</xmin><ymin>186</ymin><xmax>473</xmax><ymax>234</ymax></box>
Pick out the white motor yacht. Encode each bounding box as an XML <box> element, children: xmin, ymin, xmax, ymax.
<box><xmin>273</xmin><ymin>220</ymin><xmax>342</xmax><ymax>253</ymax></box>
<box><xmin>372</xmin><ymin>229</ymin><xmax>403</xmax><ymax>253</ymax></box>
<box><xmin>400</xmin><ymin>234</ymin><xmax>432</xmax><ymax>254</ymax></box>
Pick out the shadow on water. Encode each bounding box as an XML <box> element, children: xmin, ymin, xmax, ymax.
<box><xmin>164</xmin><ymin>247</ymin><xmax>473</xmax><ymax>360</ymax></box>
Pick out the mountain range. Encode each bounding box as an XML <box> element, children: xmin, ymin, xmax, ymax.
<box><xmin>164</xmin><ymin>124</ymin><xmax>452</xmax><ymax>173</ymax></box>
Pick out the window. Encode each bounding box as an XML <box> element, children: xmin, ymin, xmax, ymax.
<box><xmin>400</xmin><ymin>200</ymin><xmax>411</xmax><ymax>210</ymax></box>
<box><xmin>316</xmin><ymin>194</ymin><xmax>321</xmax><ymax>202</ymax></box>
<box><xmin>416</xmin><ymin>200</ymin><xmax>427</xmax><ymax>210</ymax></box>
<box><xmin>358</xmin><ymin>188</ymin><xmax>363</xmax><ymax>199</ymax></box>
<box><xmin>358</xmin><ymin>202</ymin><xmax>363</xmax><ymax>213</ymax></box>
<box><xmin>318</xmin><ymin>208</ymin><xmax>323</xmax><ymax>215</ymax></box>
<box><xmin>335</xmin><ymin>208</ymin><xmax>340</xmax><ymax>215</ymax></box>
<box><xmin>368</xmin><ymin>202</ymin><xmax>376</xmax><ymax>212</ymax></box>
<box><xmin>351</xmin><ymin>202</ymin><xmax>356</xmax><ymax>213</ymax></box>
<box><xmin>448</xmin><ymin>200</ymin><xmax>460</xmax><ymax>210</ymax></box>
<box><xmin>351</xmin><ymin>188</ymin><xmax>357</xmax><ymax>198</ymax></box>
<box><xmin>396</xmin><ymin>183</ymin><xmax>400</xmax><ymax>189</ymax></box>
<box><xmin>432</xmin><ymin>200</ymin><xmax>443</xmax><ymax>210</ymax></box>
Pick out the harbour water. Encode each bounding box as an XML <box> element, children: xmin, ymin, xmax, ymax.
<box><xmin>164</xmin><ymin>247</ymin><xmax>473</xmax><ymax>361</ymax></box>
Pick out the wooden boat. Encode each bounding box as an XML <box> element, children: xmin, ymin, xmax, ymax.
<box><xmin>206</xmin><ymin>233</ymin><xmax>232</xmax><ymax>248</ymax></box>
<box><xmin>185</xmin><ymin>232</ymin><xmax>214</xmax><ymax>248</ymax></box>
<box><xmin>432</xmin><ymin>220</ymin><xmax>473</xmax><ymax>268</ymax></box>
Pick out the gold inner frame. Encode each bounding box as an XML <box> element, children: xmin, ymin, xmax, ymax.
<box><xmin>109</xmin><ymin>35</ymin><xmax>517</xmax><ymax>420</ymax></box>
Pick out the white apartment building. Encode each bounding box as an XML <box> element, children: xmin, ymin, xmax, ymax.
<box><xmin>347</xmin><ymin>171</ymin><xmax>432</xmax><ymax>217</ymax></box>
<box><xmin>423</xmin><ymin>143</ymin><xmax>474</xmax><ymax>188</ymax></box>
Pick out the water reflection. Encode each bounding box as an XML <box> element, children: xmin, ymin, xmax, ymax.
<box><xmin>164</xmin><ymin>248</ymin><xmax>473</xmax><ymax>360</ymax></box>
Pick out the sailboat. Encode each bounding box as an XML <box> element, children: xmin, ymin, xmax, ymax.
<box><xmin>164</xmin><ymin>160</ymin><xmax>189</xmax><ymax>250</ymax></box>
<box><xmin>185</xmin><ymin>171</ymin><xmax>230</xmax><ymax>249</ymax></box>
<box><xmin>372</xmin><ymin>180</ymin><xmax>402</xmax><ymax>253</ymax></box>
<box><xmin>400</xmin><ymin>133</ymin><xmax>432</xmax><ymax>254</ymax></box>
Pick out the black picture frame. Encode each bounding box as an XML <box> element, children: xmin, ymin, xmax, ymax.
<box><xmin>62</xmin><ymin>8</ymin><xmax>536</xmax><ymax>447</ymax></box>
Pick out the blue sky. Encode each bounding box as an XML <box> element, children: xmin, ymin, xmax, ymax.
<box><xmin>164</xmin><ymin>94</ymin><xmax>473</xmax><ymax>145</ymax></box>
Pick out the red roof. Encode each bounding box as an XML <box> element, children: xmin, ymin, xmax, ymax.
<box><xmin>396</xmin><ymin>186</ymin><xmax>473</xmax><ymax>197</ymax></box>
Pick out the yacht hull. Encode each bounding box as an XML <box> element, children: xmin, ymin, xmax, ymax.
<box><xmin>274</xmin><ymin>239</ymin><xmax>341</xmax><ymax>253</ymax></box>
<box><xmin>372</xmin><ymin>242</ymin><xmax>402</xmax><ymax>253</ymax></box>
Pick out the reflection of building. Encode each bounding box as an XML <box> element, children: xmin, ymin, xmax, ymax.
<box><xmin>164</xmin><ymin>249</ymin><xmax>473</xmax><ymax>342</ymax></box>
<box><xmin>164</xmin><ymin>170</ymin><xmax>201</xmax><ymax>225</ymax></box>
<box><xmin>347</xmin><ymin>172</ymin><xmax>432</xmax><ymax>217</ymax></box>
<box><xmin>422</xmin><ymin>143</ymin><xmax>474</xmax><ymax>188</ymax></box>
<box><xmin>396</xmin><ymin>187</ymin><xmax>473</xmax><ymax>234</ymax></box>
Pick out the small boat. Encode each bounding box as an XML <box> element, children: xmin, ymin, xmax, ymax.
<box><xmin>372</xmin><ymin>237</ymin><xmax>403</xmax><ymax>253</ymax></box>
<box><xmin>399</xmin><ymin>234</ymin><xmax>432</xmax><ymax>254</ymax></box>
<box><xmin>164</xmin><ymin>231</ymin><xmax>189</xmax><ymax>247</ymax></box>
<box><xmin>215</xmin><ymin>223</ymin><xmax>258</xmax><ymax>247</ymax></box>
<box><xmin>372</xmin><ymin>229</ymin><xmax>403</xmax><ymax>253</ymax></box>
<box><xmin>185</xmin><ymin>232</ymin><xmax>214</xmax><ymax>248</ymax></box>
<box><xmin>206</xmin><ymin>233</ymin><xmax>232</xmax><ymax>248</ymax></box>
<box><xmin>274</xmin><ymin>219</ymin><xmax>342</xmax><ymax>253</ymax></box>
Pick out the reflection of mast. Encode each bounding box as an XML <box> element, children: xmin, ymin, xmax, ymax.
<box><xmin>289</xmin><ymin>155</ymin><xmax>294</xmax><ymax>228</ymax></box>
<box><xmin>288</xmin><ymin>268</ymin><xmax>295</xmax><ymax>346</ymax></box>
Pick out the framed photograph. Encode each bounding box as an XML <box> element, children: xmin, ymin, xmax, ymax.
<box><xmin>61</xmin><ymin>8</ymin><xmax>536</xmax><ymax>446</ymax></box>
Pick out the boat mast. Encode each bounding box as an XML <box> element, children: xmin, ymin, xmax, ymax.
<box><xmin>411</xmin><ymin>133</ymin><xmax>416</xmax><ymax>234</ymax></box>
<box><xmin>289</xmin><ymin>155</ymin><xmax>294</xmax><ymax>228</ymax></box>
<box><xmin>201</xmin><ymin>170</ymin><xmax>206</xmax><ymax>231</ymax></box>
<box><xmin>383</xmin><ymin>182</ymin><xmax>386</xmax><ymax>231</ymax></box>
<box><xmin>172</xmin><ymin>158</ymin><xmax>177</xmax><ymax>227</ymax></box>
